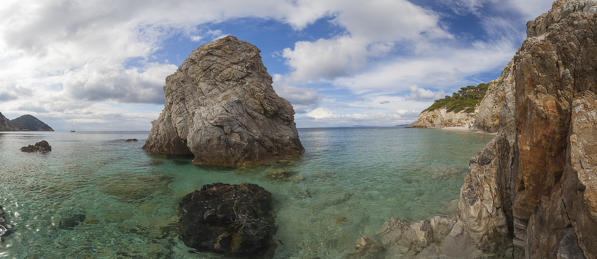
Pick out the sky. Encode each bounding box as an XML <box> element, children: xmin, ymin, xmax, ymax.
<box><xmin>0</xmin><ymin>0</ymin><xmax>555</xmax><ymax>130</ymax></box>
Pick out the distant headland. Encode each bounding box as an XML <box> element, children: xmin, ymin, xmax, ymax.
<box><xmin>0</xmin><ymin>113</ymin><xmax>54</xmax><ymax>131</ymax></box>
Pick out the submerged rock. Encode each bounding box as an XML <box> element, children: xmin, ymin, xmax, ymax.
<box><xmin>124</xmin><ymin>139</ymin><xmax>138</xmax><ymax>142</ymax></box>
<box><xmin>178</xmin><ymin>183</ymin><xmax>275</xmax><ymax>256</ymax></box>
<box><xmin>266</xmin><ymin>169</ymin><xmax>297</xmax><ymax>181</ymax></box>
<box><xmin>20</xmin><ymin>140</ymin><xmax>52</xmax><ymax>153</ymax></box>
<box><xmin>100</xmin><ymin>173</ymin><xmax>173</xmax><ymax>202</ymax></box>
<box><xmin>143</xmin><ymin>36</ymin><xmax>304</xmax><ymax>167</ymax></box>
<box><xmin>59</xmin><ymin>214</ymin><xmax>86</xmax><ymax>230</ymax></box>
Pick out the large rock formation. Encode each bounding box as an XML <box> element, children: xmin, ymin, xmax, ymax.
<box><xmin>0</xmin><ymin>112</ymin><xmax>16</xmax><ymax>131</ymax></box>
<box><xmin>10</xmin><ymin>114</ymin><xmax>54</xmax><ymax>131</ymax></box>
<box><xmin>353</xmin><ymin>0</ymin><xmax>597</xmax><ymax>258</ymax></box>
<box><xmin>178</xmin><ymin>183</ymin><xmax>275</xmax><ymax>256</ymax></box>
<box><xmin>143</xmin><ymin>36</ymin><xmax>304</xmax><ymax>167</ymax></box>
<box><xmin>412</xmin><ymin>108</ymin><xmax>476</xmax><ymax>129</ymax></box>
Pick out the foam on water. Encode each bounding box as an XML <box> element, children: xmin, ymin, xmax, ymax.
<box><xmin>0</xmin><ymin>128</ymin><xmax>493</xmax><ymax>258</ymax></box>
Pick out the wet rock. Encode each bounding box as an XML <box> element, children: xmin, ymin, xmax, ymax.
<box><xmin>143</xmin><ymin>36</ymin><xmax>304</xmax><ymax>167</ymax></box>
<box><xmin>124</xmin><ymin>139</ymin><xmax>138</xmax><ymax>142</ymax></box>
<box><xmin>0</xmin><ymin>205</ymin><xmax>13</xmax><ymax>239</ymax></box>
<box><xmin>178</xmin><ymin>183</ymin><xmax>275</xmax><ymax>256</ymax></box>
<box><xmin>20</xmin><ymin>140</ymin><xmax>52</xmax><ymax>153</ymax></box>
<box><xmin>266</xmin><ymin>169</ymin><xmax>297</xmax><ymax>181</ymax></box>
<box><xmin>59</xmin><ymin>214</ymin><xmax>86</xmax><ymax>230</ymax></box>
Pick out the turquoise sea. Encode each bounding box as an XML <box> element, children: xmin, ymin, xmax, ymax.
<box><xmin>0</xmin><ymin>128</ymin><xmax>493</xmax><ymax>258</ymax></box>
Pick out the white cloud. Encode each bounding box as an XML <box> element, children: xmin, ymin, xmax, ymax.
<box><xmin>282</xmin><ymin>0</ymin><xmax>452</xmax><ymax>82</ymax></box>
<box><xmin>406</xmin><ymin>86</ymin><xmax>445</xmax><ymax>101</ymax></box>
<box><xmin>0</xmin><ymin>0</ymin><xmax>555</xmax><ymax>129</ymax></box>
<box><xmin>333</xmin><ymin>40</ymin><xmax>515</xmax><ymax>94</ymax></box>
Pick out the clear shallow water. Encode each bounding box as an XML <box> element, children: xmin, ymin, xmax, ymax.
<box><xmin>0</xmin><ymin>128</ymin><xmax>493</xmax><ymax>258</ymax></box>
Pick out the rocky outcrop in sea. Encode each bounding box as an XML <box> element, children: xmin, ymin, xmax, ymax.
<box><xmin>353</xmin><ymin>0</ymin><xmax>597</xmax><ymax>257</ymax></box>
<box><xmin>21</xmin><ymin>140</ymin><xmax>52</xmax><ymax>153</ymax></box>
<box><xmin>143</xmin><ymin>36</ymin><xmax>304</xmax><ymax>167</ymax></box>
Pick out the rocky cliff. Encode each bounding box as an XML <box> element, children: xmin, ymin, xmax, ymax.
<box><xmin>11</xmin><ymin>115</ymin><xmax>54</xmax><ymax>131</ymax></box>
<box><xmin>144</xmin><ymin>36</ymin><xmax>304</xmax><ymax>167</ymax></box>
<box><xmin>0</xmin><ymin>113</ymin><xmax>16</xmax><ymax>131</ymax></box>
<box><xmin>353</xmin><ymin>0</ymin><xmax>597</xmax><ymax>258</ymax></box>
<box><xmin>412</xmin><ymin>108</ymin><xmax>476</xmax><ymax>128</ymax></box>
<box><xmin>412</xmin><ymin>83</ymin><xmax>489</xmax><ymax>130</ymax></box>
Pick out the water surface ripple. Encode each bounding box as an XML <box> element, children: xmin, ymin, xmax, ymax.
<box><xmin>0</xmin><ymin>128</ymin><xmax>493</xmax><ymax>258</ymax></box>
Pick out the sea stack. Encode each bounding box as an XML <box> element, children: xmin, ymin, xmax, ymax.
<box><xmin>144</xmin><ymin>36</ymin><xmax>304</xmax><ymax>166</ymax></box>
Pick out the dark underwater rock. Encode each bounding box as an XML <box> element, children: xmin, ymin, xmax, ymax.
<box><xmin>59</xmin><ymin>214</ymin><xmax>86</xmax><ymax>230</ymax></box>
<box><xmin>20</xmin><ymin>140</ymin><xmax>52</xmax><ymax>153</ymax></box>
<box><xmin>178</xmin><ymin>183</ymin><xmax>275</xmax><ymax>256</ymax></box>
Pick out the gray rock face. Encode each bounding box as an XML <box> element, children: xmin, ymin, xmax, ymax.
<box><xmin>10</xmin><ymin>115</ymin><xmax>54</xmax><ymax>131</ymax></box>
<box><xmin>0</xmin><ymin>113</ymin><xmax>16</xmax><ymax>131</ymax></box>
<box><xmin>143</xmin><ymin>36</ymin><xmax>304</xmax><ymax>167</ymax></box>
<box><xmin>412</xmin><ymin>108</ymin><xmax>476</xmax><ymax>129</ymax></box>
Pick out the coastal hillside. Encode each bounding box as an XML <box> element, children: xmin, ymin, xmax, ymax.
<box><xmin>353</xmin><ymin>0</ymin><xmax>597</xmax><ymax>257</ymax></box>
<box><xmin>11</xmin><ymin>115</ymin><xmax>54</xmax><ymax>131</ymax></box>
<box><xmin>412</xmin><ymin>83</ymin><xmax>489</xmax><ymax>129</ymax></box>
<box><xmin>0</xmin><ymin>113</ymin><xmax>53</xmax><ymax>131</ymax></box>
<box><xmin>0</xmin><ymin>112</ymin><xmax>17</xmax><ymax>131</ymax></box>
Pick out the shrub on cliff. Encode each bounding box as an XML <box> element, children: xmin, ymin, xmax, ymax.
<box><xmin>424</xmin><ymin>83</ymin><xmax>489</xmax><ymax>113</ymax></box>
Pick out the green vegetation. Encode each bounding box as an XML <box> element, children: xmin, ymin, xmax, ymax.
<box><xmin>424</xmin><ymin>83</ymin><xmax>489</xmax><ymax>113</ymax></box>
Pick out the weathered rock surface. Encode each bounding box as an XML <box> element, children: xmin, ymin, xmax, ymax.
<box><xmin>178</xmin><ymin>183</ymin><xmax>275</xmax><ymax>256</ymax></box>
<box><xmin>0</xmin><ymin>112</ymin><xmax>16</xmax><ymax>131</ymax></box>
<box><xmin>473</xmin><ymin>62</ymin><xmax>515</xmax><ymax>133</ymax></box>
<box><xmin>10</xmin><ymin>114</ymin><xmax>54</xmax><ymax>131</ymax></box>
<box><xmin>20</xmin><ymin>140</ymin><xmax>52</xmax><ymax>153</ymax></box>
<box><xmin>355</xmin><ymin>0</ymin><xmax>597</xmax><ymax>258</ymax></box>
<box><xmin>144</xmin><ymin>36</ymin><xmax>304</xmax><ymax>167</ymax></box>
<box><xmin>412</xmin><ymin>108</ymin><xmax>476</xmax><ymax>129</ymax></box>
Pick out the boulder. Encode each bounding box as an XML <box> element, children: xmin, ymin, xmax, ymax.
<box><xmin>20</xmin><ymin>140</ymin><xmax>52</xmax><ymax>153</ymax></box>
<box><xmin>143</xmin><ymin>36</ymin><xmax>304</xmax><ymax>167</ymax></box>
<box><xmin>178</xmin><ymin>183</ymin><xmax>275</xmax><ymax>256</ymax></box>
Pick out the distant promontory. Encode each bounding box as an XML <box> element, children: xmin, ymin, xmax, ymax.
<box><xmin>0</xmin><ymin>113</ymin><xmax>54</xmax><ymax>131</ymax></box>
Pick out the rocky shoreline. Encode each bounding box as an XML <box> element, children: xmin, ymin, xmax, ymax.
<box><xmin>353</xmin><ymin>0</ymin><xmax>597</xmax><ymax>258</ymax></box>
